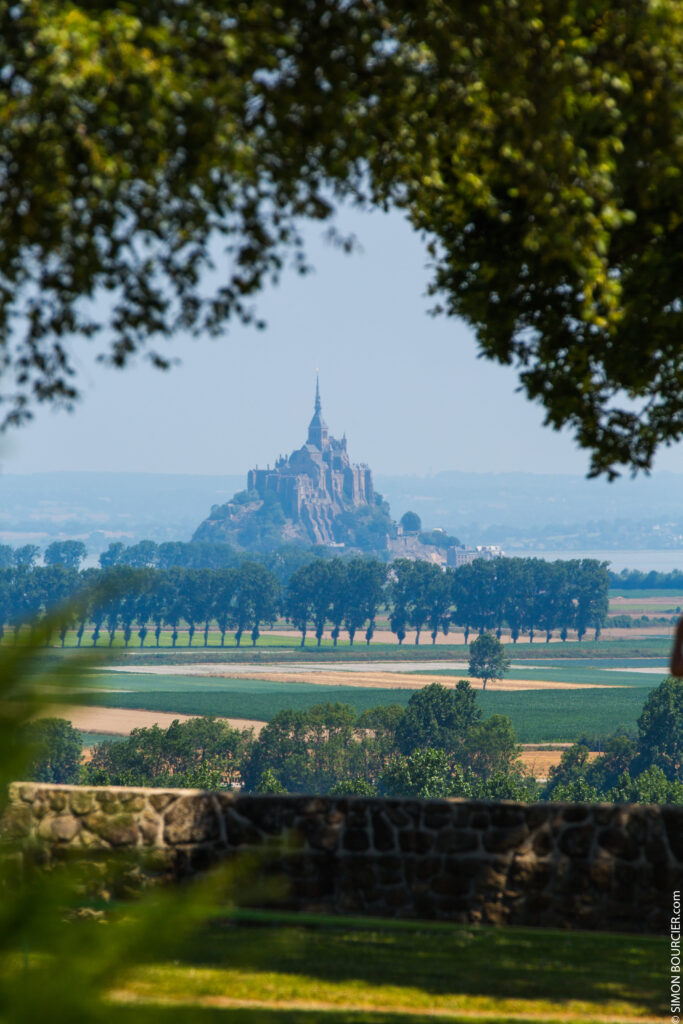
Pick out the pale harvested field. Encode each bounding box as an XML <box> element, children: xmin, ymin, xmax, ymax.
<box><xmin>105</xmin><ymin>664</ymin><xmax>622</xmax><ymax>691</ymax></box>
<box><xmin>43</xmin><ymin>707</ymin><xmax>266</xmax><ymax>737</ymax></box>
<box><xmin>519</xmin><ymin>749</ymin><xmax>564</xmax><ymax>778</ymax></box>
<box><xmin>215</xmin><ymin>670</ymin><xmax>623</xmax><ymax>691</ymax></box>
<box><xmin>519</xmin><ymin>746</ymin><xmax>599</xmax><ymax>780</ymax></box>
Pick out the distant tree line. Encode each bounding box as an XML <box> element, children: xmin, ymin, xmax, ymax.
<box><xmin>29</xmin><ymin>676</ymin><xmax>683</xmax><ymax>805</ymax></box>
<box><xmin>608</xmin><ymin>568</ymin><xmax>683</xmax><ymax>590</ymax></box>
<box><xmin>0</xmin><ymin>538</ymin><xmax>330</xmax><ymax>580</ymax></box>
<box><xmin>0</xmin><ymin>556</ymin><xmax>609</xmax><ymax>647</ymax></box>
<box><xmin>284</xmin><ymin>555</ymin><xmax>609</xmax><ymax>646</ymax></box>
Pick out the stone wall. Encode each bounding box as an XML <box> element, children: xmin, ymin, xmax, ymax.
<box><xmin>4</xmin><ymin>783</ymin><xmax>681</xmax><ymax>932</ymax></box>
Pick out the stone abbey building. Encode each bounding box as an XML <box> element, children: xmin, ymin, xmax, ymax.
<box><xmin>194</xmin><ymin>379</ymin><xmax>379</xmax><ymax>548</ymax></box>
<box><xmin>246</xmin><ymin>379</ymin><xmax>374</xmax><ymax>545</ymax></box>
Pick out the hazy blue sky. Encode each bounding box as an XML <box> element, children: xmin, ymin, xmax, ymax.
<box><xmin>4</xmin><ymin>204</ymin><xmax>683</xmax><ymax>481</ymax></box>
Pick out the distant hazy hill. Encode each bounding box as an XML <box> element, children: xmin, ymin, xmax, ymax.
<box><xmin>376</xmin><ymin>471</ymin><xmax>683</xmax><ymax>549</ymax></box>
<box><xmin>3</xmin><ymin>469</ymin><xmax>683</xmax><ymax>553</ymax></box>
<box><xmin>0</xmin><ymin>472</ymin><xmax>243</xmax><ymax>550</ymax></box>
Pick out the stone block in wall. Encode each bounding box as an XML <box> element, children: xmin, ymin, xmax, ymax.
<box><xmin>163</xmin><ymin>796</ymin><xmax>221</xmax><ymax>845</ymax></box>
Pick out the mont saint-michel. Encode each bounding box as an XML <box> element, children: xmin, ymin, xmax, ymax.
<box><xmin>194</xmin><ymin>379</ymin><xmax>392</xmax><ymax>551</ymax></box>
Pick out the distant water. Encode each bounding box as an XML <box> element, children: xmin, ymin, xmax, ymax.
<box><xmin>507</xmin><ymin>549</ymin><xmax>683</xmax><ymax>573</ymax></box>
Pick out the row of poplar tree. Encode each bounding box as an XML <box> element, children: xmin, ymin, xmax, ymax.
<box><xmin>0</xmin><ymin>555</ymin><xmax>609</xmax><ymax>647</ymax></box>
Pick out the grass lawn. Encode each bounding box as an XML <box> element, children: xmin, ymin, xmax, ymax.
<box><xmin>111</xmin><ymin>911</ymin><xmax>667</xmax><ymax>1023</ymax></box>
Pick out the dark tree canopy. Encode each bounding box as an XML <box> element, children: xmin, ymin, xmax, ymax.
<box><xmin>400</xmin><ymin>512</ymin><xmax>422</xmax><ymax>534</ymax></box>
<box><xmin>636</xmin><ymin>677</ymin><xmax>683</xmax><ymax>781</ymax></box>
<box><xmin>25</xmin><ymin>717</ymin><xmax>82</xmax><ymax>784</ymax></box>
<box><xmin>1</xmin><ymin>2</ymin><xmax>682</xmax><ymax>476</ymax></box>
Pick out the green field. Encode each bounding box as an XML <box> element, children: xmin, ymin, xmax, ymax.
<box><xmin>111</xmin><ymin>911</ymin><xmax>665</xmax><ymax>1022</ymax></box>
<box><xmin>415</xmin><ymin>665</ymin><xmax>665</xmax><ymax>686</ymax></box>
<box><xmin>82</xmin><ymin>671</ymin><xmax>653</xmax><ymax>743</ymax></box>
<box><xmin>609</xmin><ymin>587</ymin><xmax>683</xmax><ymax>598</ymax></box>
<box><xmin>53</xmin><ymin>634</ymin><xmax>673</xmax><ymax>667</ymax></box>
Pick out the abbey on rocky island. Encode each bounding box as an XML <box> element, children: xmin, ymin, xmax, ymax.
<box><xmin>246</xmin><ymin>378</ymin><xmax>374</xmax><ymax>544</ymax></box>
<box><xmin>193</xmin><ymin>379</ymin><xmax>381</xmax><ymax>548</ymax></box>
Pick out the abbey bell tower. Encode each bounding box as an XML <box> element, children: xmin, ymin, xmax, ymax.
<box><xmin>307</xmin><ymin>376</ymin><xmax>329</xmax><ymax>450</ymax></box>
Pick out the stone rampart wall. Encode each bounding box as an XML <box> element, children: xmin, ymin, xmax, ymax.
<box><xmin>4</xmin><ymin>783</ymin><xmax>681</xmax><ymax>932</ymax></box>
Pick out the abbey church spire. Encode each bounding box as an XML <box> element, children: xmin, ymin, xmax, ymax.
<box><xmin>307</xmin><ymin>374</ymin><xmax>329</xmax><ymax>449</ymax></box>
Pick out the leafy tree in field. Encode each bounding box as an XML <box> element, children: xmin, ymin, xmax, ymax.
<box><xmin>465</xmin><ymin>714</ymin><xmax>521</xmax><ymax>780</ymax></box>
<box><xmin>355</xmin><ymin>704</ymin><xmax>406</xmax><ymax>782</ymax></box>
<box><xmin>585</xmin><ymin>732</ymin><xmax>637</xmax><ymax>793</ymax></box>
<box><xmin>160</xmin><ymin>567</ymin><xmax>185</xmax><ymax>648</ymax></box>
<box><xmin>573</xmin><ymin>559</ymin><xmax>610</xmax><ymax>641</ymax></box>
<box><xmin>388</xmin><ymin>559</ymin><xmax>412</xmax><ymax>645</ymax></box>
<box><xmin>131</xmin><ymin>569</ymin><xmax>155</xmax><ymax>648</ymax></box>
<box><xmin>283</xmin><ymin>556</ymin><xmax>348</xmax><ymax>647</ymax></box>
<box><xmin>104</xmin><ymin>591</ymin><xmax>122</xmax><ymax>647</ymax></box>
<box><xmin>450</xmin><ymin>565</ymin><xmax>473</xmax><ymax>644</ymax></box>
<box><xmin>468</xmin><ymin>632</ymin><xmax>509</xmax><ymax>690</ymax></box>
<box><xmin>86</xmin><ymin>717</ymin><xmax>252</xmax><ymax>788</ymax></box>
<box><xmin>157</xmin><ymin>542</ymin><xmax>193</xmax><ymax>570</ymax></box>
<box><xmin>425</xmin><ymin>569</ymin><xmax>452</xmax><ymax>644</ymax></box>
<box><xmin>241</xmin><ymin>710</ymin><xmax>313</xmax><ymax>793</ymax></box>
<box><xmin>90</xmin><ymin>595</ymin><xmax>106</xmax><ymax>648</ymax></box>
<box><xmin>99</xmin><ymin>542</ymin><xmax>124</xmax><ymax>568</ymax></box>
<box><xmin>180</xmin><ymin>569</ymin><xmax>204</xmax><ymax>647</ymax></box>
<box><xmin>39</xmin><ymin>565</ymin><xmax>80</xmax><ymax>645</ymax></box>
<box><xmin>13</xmin><ymin>545</ymin><xmax>40</xmax><ymax>569</ymax></box>
<box><xmin>636</xmin><ymin>677</ymin><xmax>683</xmax><ymax>781</ymax></box>
<box><xmin>254</xmin><ymin>768</ymin><xmax>287</xmax><ymax>794</ymax></box>
<box><xmin>607</xmin><ymin>767</ymin><xmax>683</xmax><ymax>805</ymax></box>
<box><xmin>477</xmin><ymin>770</ymin><xmax>539</xmax><ymax>802</ymax></box>
<box><xmin>354</xmin><ymin>558</ymin><xmax>388</xmax><ymax>645</ymax></box>
<box><xmin>122</xmin><ymin>540</ymin><xmax>159</xmax><ymax>568</ymax></box>
<box><xmin>545</xmin><ymin>777</ymin><xmax>601</xmax><ymax>804</ymax></box>
<box><xmin>406</xmin><ymin>561</ymin><xmax>438</xmax><ymax>645</ymax></box>
<box><xmin>306</xmin><ymin>702</ymin><xmax>358</xmax><ymax>790</ymax></box>
<box><xmin>189</xmin><ymin>569</ymin><xmax>218</xmax><ymax>647</ymax></box>
<box><xmin>546</xmin><ymin>743</ymin><xmax>592</xmax><ymax>788</ymax></box>
<box><xmin>328</xmin><ymin>776</ymin><xmax>377</xmax><ymax>797</ymax></box>
<box><xmin>327</xmin><ymin>558</ymin><xmax>347</xmax><ymax>648</ymax></box>
<box><xmin>213</xmin><ymin>568</ymin><xmax>239</xmax><ymax>647</ymax></box>
<box><xmin>234</xmin><ymin>561</ymin><xmax>279</xmax><ymax>646</ymax></box>
<box><xmin>534</xmin><ymin>561</ymin><xmax>565</xmax><ymax>643</ymax></box>
<box><xmin>44</xmin><ymin>540</ymin><xmax>87</xmax><ymax>570</ymax></box>
<box><xmin>9</xmin><ymin>567</ymin><xmax>42</xmax><ymax>636</ymax></box>
<box><xmin>379</xmin><ymin>748</ymin><xmax>456</xmax><ymax>800</ymax></box>
<box><xmin>400</xmin><ymin>511</ymin><xmax>421</xmax><ymax>534</ymax></box>
<box><xmin>396</xmin><ymin>682</ymin><xmax>482</xmax><ymax>758</ymax></box>
<box><xmin>25</xmin><ymin>718</ymin><xmax>82</xmax><ymax>784</ymax></box>
<box><xmin>284</xmin><ymin>565</ymin><xmax>313</xmax><ymax>647</ymax></box>
<box><xmin>342</xmin><ymin>558</ymin><xmax>371</xmax><ymax>646</ymax></box>
<box><xmin>466</xmin><ymin>560</ymin><xmax>499</xmax><ymax>636</ymax></box>
<box><xmin>0</xmin><ymin>545</ymin><xmax>13</xmax><ymax>569</ymax></box>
